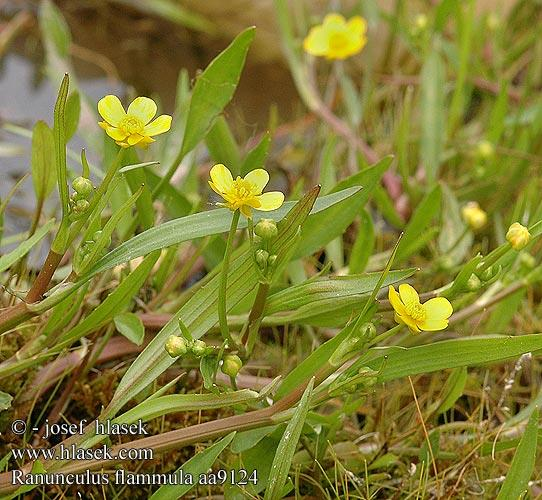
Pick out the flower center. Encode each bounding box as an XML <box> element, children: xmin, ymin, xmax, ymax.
<box><xmin>328</xmin><ymin>32</ymin><xmax>349</xmax><ymax>51</ymax></box>
<box><xmin>119</xmin><ymin>116</ymin><xmax>144</xmax><ymax>135</ymax></box>
<box><xmin>405</xmin><ymin>301</ymin><xmax>426</xmax><ymax>322</ymax></box>
<box><xmin>228</xmin><ymin>177</ymin><xmax>257</xmax><ymax>201</ymax></box>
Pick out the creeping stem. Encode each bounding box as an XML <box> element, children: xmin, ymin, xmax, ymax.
<box><xmin>218</xmin><ymin>209</ymin><xmax>241</xmax><ymax>345</ymax></box>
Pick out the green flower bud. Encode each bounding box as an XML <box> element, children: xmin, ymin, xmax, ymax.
<box><xmin>255</xmin><ymin>249</ymin><xmax>269</xmax><ymax>269</ymax></box>
<box><xmin>165</xmin><ymin>335</ymin><xmax>188</xmax><ymax>358</ymax></box>
<box><xmin>72</xmin><ymin>176</ymin><xmax>94</xmax><ymax>197</ymax></box>
<box><xmin>360</xmin><ymin>322</ymin><xmax>377</xmax><ymax>341</ymax></box>
<box><xmin>506</xmin><ymin>222</ymin><xmax>531</xmax><ymax>251</ymax></box>
<box><xmin>254</xmin><ymin>219</ymin><xmax>278</xmax><ymax>240</ymax></box>
<box><xmin>73</xmin><ymin>199</ymin><xmax>90</xmax><ymax>214</ymax></box>
<box><xmin>191</xmin><ymin>339</ymin><xmax>207</xmax><ymax>357</ymax></box>
<box><xmin>267</xmin><ymin>254</ymin><xmax>277</xmax><ymax>267</ymax></box>
<box><xmin>221</xmin><ymin>354</ymin><xmax>243</xmax><ymax>378</ymax></box>
<box><xmin>466</xmin><ymin>273</ymin><xmax>482</xmax><ymax>291</ymax></box>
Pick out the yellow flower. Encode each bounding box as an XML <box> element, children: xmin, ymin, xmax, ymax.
<box><xmin>506</xmin><ymin>222</ymin><xmax>531</xmax><ymax>250</ymax></box>
<box><xmin>303</xmin><ymin>13</ymin><xmax>367</xmax><ymax>60</ymax></box>
<box><xmin>208</xmin><ymin>164</ymin><xmax>284</xmax><ymax>218</ymax></box>
<box><xmin>98</xmin><ymin>95</ymin><xmax>172</xmax><ymax>148</ymax></box>
<box><xmin>388</xmin><ymin>284</ymin><xmax>453</xmax><ymax>333</ymax></box>
<box><xmin>462</xmin><ymin>201</ymin><xmax>487</xmax><ymax>230</ymax></box>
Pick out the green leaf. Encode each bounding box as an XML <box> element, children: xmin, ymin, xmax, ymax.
<box><xmin>438</xmin><ymin>183</ymin><xmax>472</xmax><ymax>264</ymax></box>
<box><xmin>64</xmin><ymin>90</ymin><xmax>80</xmax><ymax>141</ymax></box>
<box><xmin>0</xmin><ymin>391</ymin><xmax>12</xmax><ymax>412</ymax></box>
<box><xmin>53</xmin><ymin>74</ymin><xmax>70</xmax><ymax>221</ymax></box>
<box><xmin>420</xmin><ymin>48</ymin><xmax>446</xmax><ymax>185</ymax></box>
<box><xmin>205</xmin><ymin>116</ymin><xmax>241</xmax><ymax>175</ymax></box>
<box><xmin>365</xmin><ymin>335</ymin><xmax>542</xmax><ymax>383</ymax></box>
<box><xmin>180</xmin><ymin>27</ymin><xmax>255</xmax><ymax>158</ymax></box>
<box><xmin>149</xmin><ymin>432</ymin><xmax>236</xmax><ymax>500</ymax></box>
<box><xmin>434</xmin><ymin>367</ymin><xmax>468</xmax><ymax>415</ymax></box>
<box><xmin>31</xmin><ymin>121</ymin><xmax>56</xmax><ymax>202</ymax></box>
<box><xmin>241</xmin><ymin>132</ymin><xmax>272</xmax><ymax>175</ymax></box>
<box><xmin>264</xmin><ymin>379</ymin><xmax>314</xmax><ymax>500</ymax></box>
<box><xmin>87</xmin><ymin>187</ymin><xmax>361</xmax><ymax>280</ymax></box>
<box><xmin>114</xmin><ymin>312</ymin><xmax>145</xmax><ymax>346</ymax></box>
<box><xmin>396</xmin><ymin>185</ymin><xmax>441</xmax><ymax>262</ymax></box>
<box><xmin>496</xmin><ymin>408</ymin><xmax>539</xmax><ymax>500</ymax></box>
<box><xmin>39</xmin><ymin>0</ymin><xmax>71</xmax><ymax>57</ymax></box>
<box><xmin>349</xmin><ymin>209</ymin><xmax>374</xmax><ymax>273</ymax></box>
<box><xmin>200</xmin><ymin>355</ymin><xmax>218</xmax><ymax>390</ymax></box>
<box><xmin>0</xmin><ymin>220</ymin><xmax>55</xmax><ymax>274</ymax></box>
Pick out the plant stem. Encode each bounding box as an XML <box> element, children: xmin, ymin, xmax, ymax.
<box><xmin>367</xmin><ymin>324</ymin><xmax>404</xmax><ymax>348</ymax></box>
<box><xmin>218</xmin><ymin>210</ymin><xmax>240</xmax><ymax>344</ymax></box>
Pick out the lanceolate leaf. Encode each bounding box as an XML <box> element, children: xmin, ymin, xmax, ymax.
<box><xmin>496</xmin><ymin>408</ymin><xmax>539</xmax><ymax>500</ymax></box>
<box><xmin>31</xmin><ymin>121</ymin><xmax>56</xmax><ymax>203</ymax></box>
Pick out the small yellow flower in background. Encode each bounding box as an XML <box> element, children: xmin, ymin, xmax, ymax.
<box><xmin>476</xmin><ymin>140</ymin><xmax>495</xmax><ymax>160</ymax></box>
<box><xmin>462</xmin><ymin>201</ymin><xmax>487</xmax><ymax>230</ymax></box>
<box><xmin>506</xmin><ymin>222</ymin><xmax>531</xmax><ymax>250</ymax></box>
<box><xmin>98</xmin><ymin>95</ymin><xmax>172</xmax><ymax>148</ymax></box>
<box><xmin>389</xmin><ymin>284</ymin><xmax>453</xmax><ymax>333</ymax></box>
<box><xmin>208</xmin><ymin>164</ymin><xmax>284</xmax><ymax>218</ymax></box>
<box><xmin>303</xmin><ymin>13</ymin><xmax>367</xmax><ymax>60</ymax></box>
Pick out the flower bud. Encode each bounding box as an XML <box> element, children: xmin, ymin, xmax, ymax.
<box><xmin>462</xmin><ymin>202</ymin><xmax>487</xmax><ymax>230</ymax></box>
<box><xmin>165</xmin><ymin>335</ymin><xmax>188</xmax><ymax>358</ymax></box>
<box><xmin>476</xmin><ymin>140</ymin><xmax>495</xmax><ymax>160</ymax></box>
<box><xmin>255</xmin><ymin>249</ymin><xmax>269</xmax><ymax>269</ymax></box>
<box><xmin>221</xmin><ymin>354</ymin><xmax>243</xmax><ymax>378</ymax></box>
<box><xmin>506</xmin><ymin>222</ymin><xmax>531</xmax><ymax>250</ymax></box>
<box><xmin>360</xmin><ymin>322</ymin><xmax>377</xmax><ymax>342</ymax></box>
<box><xmin>254</xmin><ymin>219</ymin><xmax>278</xmax><ymax>240</ymax></box>
<box><xmin>191</xmin><ymin>339</ymin><xmax>207</xmax><ymax>357</ymax></box>
<box><xmin>73</xmin><ymin>199</ymin><xmax>90</xmax><ymax>214</ymax></box>
<box><xmin>466</xmin><ymin>273</ymin><xmax>482</xmax><ymax>291</ymax></box>
<box><xmin>267</xmin><ymin>254</ymin><xmax>277</xmax><ymax>267</ymax></box>
<box><xmin>72</xmin><ymin>176</ymin><xmax>94</xmax><ymax>197</ymax></box>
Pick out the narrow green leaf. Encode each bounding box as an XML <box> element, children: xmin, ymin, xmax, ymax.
<box><xmin>205</xmin><ymin>116</ymin><xmax>242</xmax><ymax>175</ymax></box>
<box><xmin>0</xmin><ymin>220</ymin><xmax>55</xmax><ymax>273</ymax></box>
<box><xmin>496</xmin><ymin>408</ymin><xmax>539</xmax><ymax>500</ymax></box>
<box><xmin>114</xmin><ymin>312</ymin><xmax>145</xmax><ymax>346</ymax></box>
<box><xmin>180</xmin><ymin>27</ymin><xmax>255</xmax><ymax>158</ymax></box>
<box><xmin>435</xmin><ymin>367</ymin><xmax>468</xmax><ymax>415</ymax></box>
<box><xmin>150</xmin><ymin>433</ymin><xmax>236</xmax><ymax>500</ymax></box>
<box><xmin>420</xmin><ymin>48</ymin><xmax>446</xmax><ymax>185</ymax></box>
<box><xmin>241</xmin><ymin>132</ymin><xmax>272</xmax><ymax>175</ymax></box>
<box><xmin>264</xmin><ymin>379</ymin><xmax>314</xmax><ymax>500</ymax></box>
<box><xmin>53</xmin><ymin>74</ymin><xmax>70</xmax><ymax>219</ymax></box>
<box><xmin>349</xmin><ymin>209</ymin><xmax>374</xmax><ymax>273</ymax></box>
<box><xmin>31</xmin><ymin>121</ymin><xmax>56</xmax><ymax>202</ymax></box>
<box><xmin>365</xmin><ymin>335</ymin><xmax>542</xmax><ymax>382</ymax></box>
<box><xmin>396</xmin><ymin>185</ymin><xmax>441</xmax><ymax>261</ymax></box>
<box><xmin>64</xmin><ymin>90</ymin><xmax>80</xmax><ymax>141</ymax></box>
<box><xmin>39</xmin><ymin>0</ymin><xmax>71</xmax><ymax>57</ymax></box>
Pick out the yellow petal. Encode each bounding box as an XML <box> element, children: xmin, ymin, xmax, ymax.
<box><xmin>244</xmin><ymin>169</ymin><xmax>269</xmax><ymax>193</ymax></box>
<box><xmin>127</xmin><ymin>134</ymin><xmax>144</xmax><ymax>146</ymax></box>
<box><xmin>323</xmin><ymin>13</ymin><xmax>347</xmax><ymax>27</ymax></box>
<box><xmin>143</xmin><ymin>115</ymin><xmax>172</xmax><ymax>136</ymax></box>
<box><xmin>127</xmin><ymin>97</ymin><xmax>157</xmax><ymax>124</ymax></box>
<box><xmin>399</xmin><ymin>284</ymin><xmax>420</xmax><ymax>305</ymax></box>
<box><xmin>98</xmin><ymin>95</ymin><xmax>126</xmax><ymax>126</ymax></box>
<box><xmin>303</xmin><ymin>27</ymin><xmax>329</xmax><ymax>56</ymax></box>
<box><xmin>388</xmin><ymin>285</ymin><xmax>408</xmax><ymax>317</ymax></box>
<box><xmin>423</xmin><ymin>297</ymin><xmax>453</xmax><ymax>321</ymax></box>
<box><xmin>209</xmin><ymin>164</ymin><xmax>233</xmax><ymax>193</ymax></box>
<box><xmin>347</xmin><ymin>16</ymin><xmax>367</xmax><ymax>36</ymax></box>
<box><xmin>255</xmin><ymin>192</ymin><xmax>284</xmax><ymax>211</ymax></box>
<box><xmin>419</xmin><ymin>318</ymin><xmax>449</xmax><ymax>331</ymax></box>
<box><xmin>104</xmin><ymin>124</ymin><xmax>128</xmax><ymax>141</ymax></box>
<box><xmin>398</xmin><ymin>314</ymin><xmax>421</xmax><ymax>333</ymax></box>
